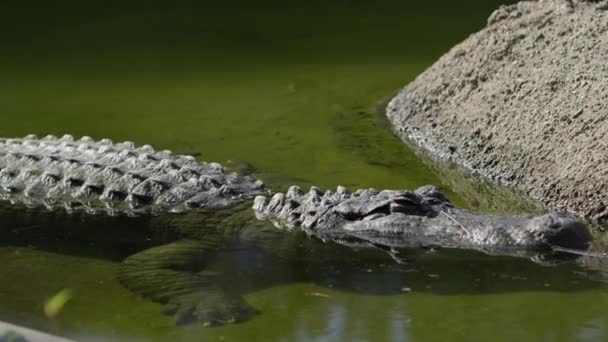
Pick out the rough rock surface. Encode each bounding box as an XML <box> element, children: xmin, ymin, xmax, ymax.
<box><xmin>387</xmin><ymin>0</ymin><xmax>608</xmax><ymax>226</ymax></box>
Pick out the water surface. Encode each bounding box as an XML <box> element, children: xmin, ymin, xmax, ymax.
<box><xmin>2</xmin><ymin>1</ymin><xmax>608</xmax><ymax>341</ymax></box>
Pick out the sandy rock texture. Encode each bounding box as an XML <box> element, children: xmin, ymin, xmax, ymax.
<box><xmin>387</xmin><ymin>0</ymin><xmax>608</xmax><ymax>226</ymax></box>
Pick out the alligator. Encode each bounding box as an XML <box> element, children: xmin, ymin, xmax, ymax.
<box><xmin>0</xmin><ymin>134</ymin><xmax>594</xmax><ymax>325</ymax></box>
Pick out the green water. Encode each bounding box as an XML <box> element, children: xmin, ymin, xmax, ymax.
<box><xmin>2</xmin><ymin>1</ymin><xmax>608</xmax><ymax>341</ymax></box>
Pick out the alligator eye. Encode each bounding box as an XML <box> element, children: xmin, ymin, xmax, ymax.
<box><xmin>369</xmin><ymin>204</ymin><xmax>392</xmax><ymax>216</ymax></box>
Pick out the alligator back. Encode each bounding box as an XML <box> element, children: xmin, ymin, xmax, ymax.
<box><xmin>0</xmin><ymin>135</ymin><xmax>267</xmax><ymax>215</ymax></box>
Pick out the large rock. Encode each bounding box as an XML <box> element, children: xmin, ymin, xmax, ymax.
<box><xmin>387</xmin><ymin>0</ymin><xmax>608</xmax><ymax>226</ymax></box>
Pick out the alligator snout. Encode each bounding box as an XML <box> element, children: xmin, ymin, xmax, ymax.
<box><xmin>536</xmin><ymin>212</ymin><xmax>592</xmax><ymax>250</ymax></box>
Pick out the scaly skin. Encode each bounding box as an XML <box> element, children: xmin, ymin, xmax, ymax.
<box><xmin>0</xmin><ymin>135</ymin><xmax>267</xmax><ymax>215</ymax></box>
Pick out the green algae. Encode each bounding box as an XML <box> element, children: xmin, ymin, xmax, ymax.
<box><xmin>2</xmin><ymin>1</ymin><xmax>608</xmax><ymax>342</ymax></box>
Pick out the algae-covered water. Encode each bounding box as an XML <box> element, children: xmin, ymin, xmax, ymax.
<box><xmin>2</xmin><ymin>1</ymin><xmax>608</xmax><ymax>341</ymax></box>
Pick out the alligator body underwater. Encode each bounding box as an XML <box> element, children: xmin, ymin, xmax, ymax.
<box><xmin>0</xmin><ymin>134</ymin><xmax>594</xmax><ymax>325</ymax></box>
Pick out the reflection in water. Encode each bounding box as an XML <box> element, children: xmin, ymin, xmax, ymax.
<box><xmin>293</xmin><ymin>303</ymin><xmax>412</xmax><ymax>342</ymax></box>
<box><xmin>293</xmin><ymin>304</ymin><xmax>347</xmax><ymax>342</ymax></box>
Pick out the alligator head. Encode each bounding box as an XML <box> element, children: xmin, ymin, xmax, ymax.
<box><xmin>253</xmin><ymin>185</ymin><xmax>592</xmax><ymax>258</ymax></box>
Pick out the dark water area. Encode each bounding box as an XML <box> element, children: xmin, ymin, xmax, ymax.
<box><xmin>3</xmin><ymin>1</ymin><xmax>608</xmax><ymax>341</ymax></box>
